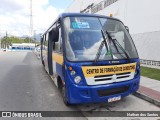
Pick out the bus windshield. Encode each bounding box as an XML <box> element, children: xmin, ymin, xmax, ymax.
<box><xmin>63</xmin><ymin>16</ymin><xmax>138</xmax><ymax>61</ymax></box>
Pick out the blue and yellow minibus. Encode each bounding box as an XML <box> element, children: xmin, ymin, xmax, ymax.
<box><xmin>41</xmin><ymin>13</ymin><xmax>140</xmax><ymax>105</ymax></box>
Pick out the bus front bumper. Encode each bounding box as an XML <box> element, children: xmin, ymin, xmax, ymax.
<box><xmin>67</xmin><ymin>77</ymin><xmax>140</xmax><ymax>104</ymax></box>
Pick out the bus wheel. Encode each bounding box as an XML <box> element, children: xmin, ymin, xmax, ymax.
<box><xmin>62</xmin><ymin>85</ymin><xmax>70</xmax><ymax>106</ymax></box>
<box><xmin>41</xmin><ymin>59</ymin><xmax>45</xmax><ymax>66</ymax></box>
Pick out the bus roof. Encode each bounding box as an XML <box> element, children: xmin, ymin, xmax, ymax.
<box><xmin>42</xmin><ymin>13</ymin><xmax>121</xmax><ymax>36</ymax></box>
<box><xmin>59</xmin><ymin>13</ymin><xmax>118</xmax><ymax>20</ymax></box>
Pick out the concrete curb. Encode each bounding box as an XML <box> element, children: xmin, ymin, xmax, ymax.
<box><xmin>133</xmin><ymin>92</ymin><xmax>160</xmax><ymax>107</ymax></box>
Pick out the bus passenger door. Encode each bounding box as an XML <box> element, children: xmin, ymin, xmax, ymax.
<box><xmin>48</xmin><ymin>22</ymin><xmax>61</xmax><ymax>76</ymax></box>
<box><xmin>52</xmin><ymin>27</ymin><xmax>62</xmax><ymax>74</ymax></box>
<box><xmin>52</xmin><ymin>21</ymin><xmax>64</xmax><ymax>87</ymax></box>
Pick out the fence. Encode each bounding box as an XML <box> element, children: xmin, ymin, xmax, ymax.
<box><xmin>140</xmin><ymin>59</ymin><xmax>160</xmax><ymax>66</ymax></box>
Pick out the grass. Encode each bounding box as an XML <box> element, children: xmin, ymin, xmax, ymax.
<box><xmin>141</xmin><ymin>66</ymin><xmax>160</xmax><ymax>81</ymax></box>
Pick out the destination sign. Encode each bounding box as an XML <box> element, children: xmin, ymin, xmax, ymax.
<box><xmin>82</xmin><ymin>63</ymin><xmax>136</xmax><ymax>77</ymax></box>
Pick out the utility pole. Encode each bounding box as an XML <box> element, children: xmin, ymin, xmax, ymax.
<box><xmin>30</xmin><ymin>0</ymin><xmax>33</xmax><ymax>43</ymax></box>
<box><xmin>34</xmin><ymin>30</ymin><xmax>36</xmax><ymax>47</ymax></box>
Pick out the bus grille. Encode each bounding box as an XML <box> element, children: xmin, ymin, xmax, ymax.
<box><xmin>94</xmin><ymin>72</ymin><xmax>131</xmax><ymax>82</ymax></box>
<box><xmin>85</xmin><ymin>72</ymin><xmax>134</xmax><ymax>85</ymax></box>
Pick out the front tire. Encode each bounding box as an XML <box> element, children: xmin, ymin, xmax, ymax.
<box><xmin>62</xmin><ymin>85</ymin><xmax>70</xmax><ymax>106</ymax></box>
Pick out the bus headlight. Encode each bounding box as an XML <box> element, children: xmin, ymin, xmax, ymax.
<box><xmin>70</xmin><ymin>70</ymin><xmax>76</xmax><ymax>76</ymax></box>
<box><xmin>74</xmin><ymin>76</ymin><xmax>82</xmax><ymax>84</ymax></box>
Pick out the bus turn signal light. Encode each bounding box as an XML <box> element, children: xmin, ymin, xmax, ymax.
<box><xmin>69</xmin><ymin>66</ymin><xmax>73</xmax><ymax>71</ymax></box>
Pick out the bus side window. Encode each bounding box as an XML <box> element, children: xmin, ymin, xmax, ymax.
<box><xmin>43</xmin><ymin>34</ymin><xmax>46</xmax><ymax>50</ymax></box>
<box><xmin>53</xmin><ymin>42</ymin><xmax>55</xmax><ymax>51</ymax></box>
<box><xmin>42</xmin><ymin>37</ymin><xmax>44</xmax><ymax>44</ymax></box>
<box><xmin>44</xmin><ymin>33</ymin><xmax>48</xmax><ymax>50</ymax></box>
<box><xmin>53</xmin><ymin>22</ymin><xmax>62</xmax><ymax>54</ymax></box>
<box><xmin>59</xmin><ymin>28</ymin><xmax>63</xmax><ymax>53</ymax></box>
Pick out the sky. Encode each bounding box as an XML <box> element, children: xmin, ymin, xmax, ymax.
<box><xmin>0</xmin><ymin>0</ymin><xmax>73</xmax><ymax>37</ymax></box>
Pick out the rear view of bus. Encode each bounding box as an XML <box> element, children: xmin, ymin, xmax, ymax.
<box><xmin>41</xmin><ymin>13</ymin><xmax>140</xmax><ymax>105</ymax></box>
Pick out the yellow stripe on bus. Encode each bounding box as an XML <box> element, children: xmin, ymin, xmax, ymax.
<box><xmin>52</xmin><ymin>53</ymin><xmax>63</xmax><ymax>65</ymax></box>
<box><xmin>82</xmin><ymin>63</ymin><xmax>136</xmax><ymax>77</ymax></box>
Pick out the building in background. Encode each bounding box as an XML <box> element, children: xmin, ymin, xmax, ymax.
<box><xmin>65</xmin><ymin>0</ymin><xmax>160</xmax><ymax>65</ymax></box>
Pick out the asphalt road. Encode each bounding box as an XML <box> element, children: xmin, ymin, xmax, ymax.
<box><xmin>0</xmin><ymin>51</ymin><xmax>160</xmax><ymax>120</ymax></box>
<box><xmin>0</xmin><ymin>51</ymin><xmax>85</xmax><ymax>120</ymax></box>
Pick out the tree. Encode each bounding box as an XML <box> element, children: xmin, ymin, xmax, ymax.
<box><xmin>1</xmin><ymin>36</ymin><xmax>35</xmax><ymax>48</ymax></box>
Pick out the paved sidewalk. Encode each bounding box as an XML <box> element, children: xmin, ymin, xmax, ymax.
<box><xmin>135</xmin><ymin>76</ymin><xmax>160</xmax><ymax>107</ymax></box>
<box><xmin>140</xmin><ymin>76</ymin><xmax>160</xmax><ymax>91</ymax></box>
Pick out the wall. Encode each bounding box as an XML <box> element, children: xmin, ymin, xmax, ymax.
<box><xmin>65</xmin><ymin>0</ymin><xmax>160</xmax><ymax>61</ymax></box>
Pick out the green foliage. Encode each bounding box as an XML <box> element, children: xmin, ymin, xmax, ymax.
<box><xmin>141</xmin><ymin>66</ymin><xmax>160</xmax><ymax>81</ymax></box>
<box><xmin>1</xmin><ymin>36</ymin><xmax>35</xmax><ymax>48</ymax></box>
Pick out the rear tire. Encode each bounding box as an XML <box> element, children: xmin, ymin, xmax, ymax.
<box><xmin>41</xmin><ymin>59</ymin><xmax>45</xmax><ymax>66</ymax></box>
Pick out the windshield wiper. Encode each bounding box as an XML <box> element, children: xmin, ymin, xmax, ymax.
<box><xmin>94</xmin><ymin>29</ymin><xmax>130</xmax><ymax>64</ymax></box>
<box><xmin>105</xmin><ymin>30</ymin><xmax>130</xmax><ymax>62</ymax></box>
<box><xmin>94</xmin><ymin>30</ymin><xmax>110</xmax><ymax>64</ymax></box>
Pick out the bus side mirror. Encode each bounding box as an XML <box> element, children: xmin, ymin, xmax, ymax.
<box><xmin>51</xmin><ymin>27</ymin><xmax>59</xmax><ymax>42</ymax></box>
<box><xmin>125</xmin><ymin>26</ymin><xmax>129</xmax><ymax>33</ymax></box>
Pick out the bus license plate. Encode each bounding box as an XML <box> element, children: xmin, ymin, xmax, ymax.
<box><xmin>108</xmin><ymin>96</ymin><xmax>121</xmax><ymax>103</ymax></box>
